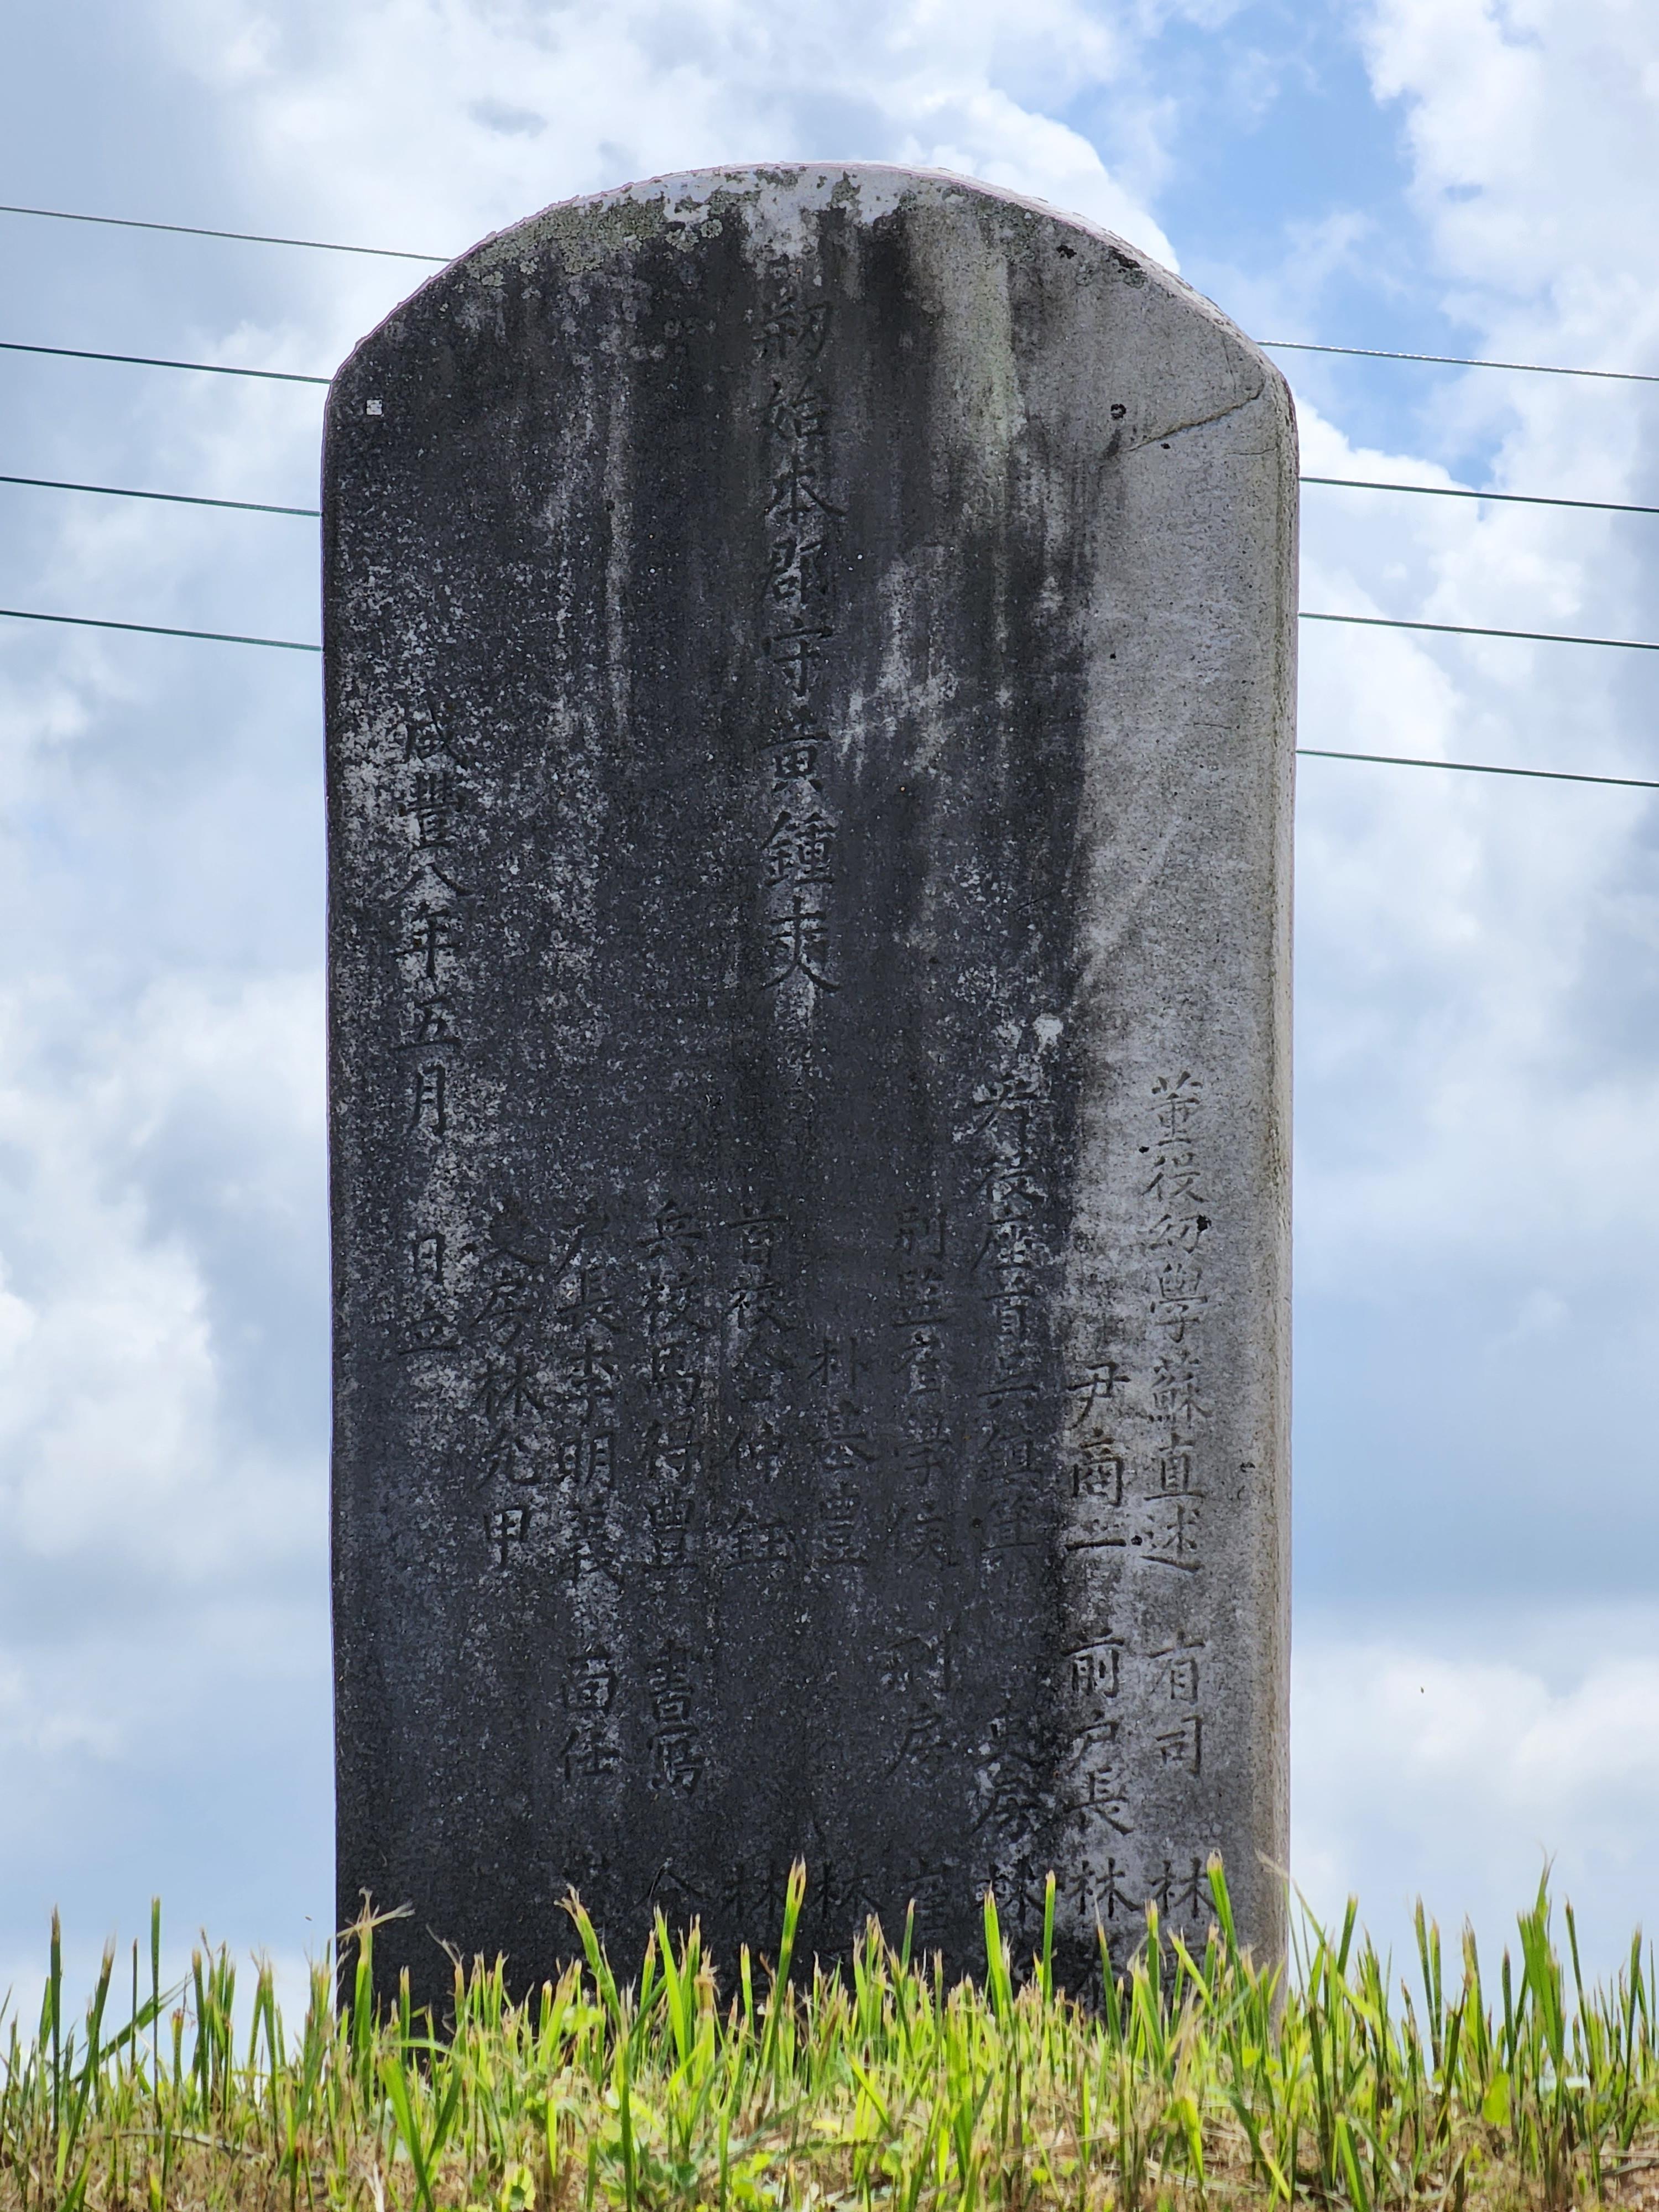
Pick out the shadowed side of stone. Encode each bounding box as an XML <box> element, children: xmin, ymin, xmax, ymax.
<box><xmin>325</xmin><ymin>162</ymin><xmax>1295</xmax><ymax>2009</ymax></box>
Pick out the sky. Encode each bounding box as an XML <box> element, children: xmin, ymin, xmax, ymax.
<box><xmin>3</xmin><ymin>0</ymin><xmax>1659</xmax><ymax>2007</ymax></box>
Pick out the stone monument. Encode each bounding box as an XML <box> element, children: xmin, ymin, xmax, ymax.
<box><xmin>326</xmin><ymin>163</ymin><xmax>1295</xmax><ymax>2008</ymax></box>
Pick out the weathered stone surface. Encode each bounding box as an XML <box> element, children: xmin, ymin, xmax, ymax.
<box><xmin>326</xmin><ymin>161</ymin><xmax>1295</xmax><ymax>2007</ymax></box>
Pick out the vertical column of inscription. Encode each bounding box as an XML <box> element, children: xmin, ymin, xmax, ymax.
<box><xmin>1061</xmin><ymin>1071</ymin><xmax>1223</xmax><ymax>1952</ymax></box>
<box><xmin>754</xmin><ymin>267</ymin><xmax>841</xmax><ymax>1010</ymax></box>
<box><xmin>879</xmin><ymin>1197</ymin><xmax>957</xmax><ymax>1835</ymax></box>
<box><xmin>393</xmin><ymin>695</ymin><xmax>472</xmax><ymax>1397</ymax></box>
<box><xmin>962</xmin><ymin>1046</ymin><xmax>1061</xmax><ymax>1937</ymax></box>
<box><xmin>747</xmin><ymin>272</ymin><xmax>881</xmax><ymax>1587</ymax></box>
<box><xmin>634</xmin><ymin>1201</ymin><xmax>712</xmax><ymax>1802</ymax></box>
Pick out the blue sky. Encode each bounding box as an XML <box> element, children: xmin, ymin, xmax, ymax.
<box><xmin>3</xmin><ymin>0</ymin><xmax>1659</xmax><ymax>2002</ymax></box>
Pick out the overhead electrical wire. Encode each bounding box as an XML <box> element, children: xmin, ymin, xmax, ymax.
<box><xmin>2</xmin><ymin>198</ymin><xmax>1657</xmax><ymax>784</ymax></box>
<box><xmin>3</xmin><ymin>604</ymin><xmax>1656</xmax><ymax>658</ymax></box>
<box><xmin>0</xmin><ymin>609</ymin><xmax>1653</xmax><ymax>793</ymax></box>
<box><xmin>3</xmin><ymin>466</ymin><xmax>1655</xmax><ymax>525</ymax></box>
<box><xmin>0</xmin><ymin>337</ymin><xmax>329</xmax><ymax>384</ymax></box>
<box><xmin>5</xmin><ymin>602</ymin><xmax>1656</xmax><ymax>655</ymax></box>
<box><xmin>0</xmin><ymin>471</ymin><xmax>318</xmax><ymax>516</ymax></box>
<box><xmin>1298</xmin><ymin>747</ymin><xmax>1659</xmax><ymax>791</ymax></box>
<box><xmin>1302</xmin><ymin>475</ymin><xmax>1659</xmax><ymax>518</ymax></box>
<box><xmin>7</xmin><ymin>328</ymin><xmax>1658</xmax><ymax>402</ymax></box>
<box><xmin>0</xmin><ymin>200</ymin><xmax>446</xmax><ymax>263</ymax></box>
<box><xmin>1</xmin><ymin>198</ymin><xmax>1657</xmax><ymax>389</ymax></box>
<box><xmin>0</xmin><ymin>607</ymin><xmax>320</xmax><ymax>651</ymax></box>
<box><xmin>1302</xmin><ymin>611</ymin><xmax>1659</xmax><ymax>653</ymax></box>
<box><xmin>1260</xmin><ymin>338</ymin><xmax>1659</xmax><ymax>386</ymax></box>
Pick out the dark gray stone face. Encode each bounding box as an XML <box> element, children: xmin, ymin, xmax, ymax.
<box><xmin>326</xmin><ymin>163</ymin><xmax>1295</xmax><ymax>2007</ymax></box>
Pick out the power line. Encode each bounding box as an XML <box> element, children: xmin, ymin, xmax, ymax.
<box><xmin>0</xmin><ymin>472</ymin><xmax>317</xmax><ymax>517</ymax></box>
<box><xmin>1262</xmin><ymin>339</ymin><xmax>1659</xmax><ymax>386</ymax></box>
<box><xmin>1303</xmin><ymin>474</ymin><xmax>1659</xmax><ymax>519</ymax></box>
<box><xmin>0</xmin><ymin>200</ymin><xmax>446</xmax><ymax>263</ymax></box>
<box><xmin>1298</xmin><ymin>747</ymin><xmax>1659</xmax><ymax>791</ymax></box>
<box><xmin>0</xmin><ymin>607</ymin><xmax>319</xmax><ymax>651</ymax></box>
<box><xmin>8</xmin><ymin>462</ymin><xmax>1652</xmax><ymax>528</ymax></box>
<box><xmin>1301</xmin><ymin>610</ymin><xmax>1659</xmax><ymax>653</ymax></box>
<box><xmin>0</xmin><ymin>607</ymin><xmax>1652</xmax><ymax>793</ymax></box>
<box><xmin>0</xmin><ymin>339</ymin><xmax>329</xmax><ymax>385</ymax></box>
<box><xmin>3</xmin><ymin>602</ymin><xmax>1655</xmax><ymax>660</ymax></box>
<box><xmin>1</xmin><ymin>196</ymin><xmax>1655</xmax><ymax>390</ymax></box>
<box><xmin>5</xmin><ymin>336</ymin><xmax>1656</xmax><ymax>408</ymax></box>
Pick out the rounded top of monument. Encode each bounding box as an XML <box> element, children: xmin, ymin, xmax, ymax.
<box><xmin>341</xmin><ymin>161</ymin><xmax>1281</xmax><ymax>402</ymax></box>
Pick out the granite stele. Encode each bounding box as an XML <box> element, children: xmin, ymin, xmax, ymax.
<box><xmin>326</xmin><ymin>162</ymin><xmax>1295</xmax><ymax>2007</ymax></box>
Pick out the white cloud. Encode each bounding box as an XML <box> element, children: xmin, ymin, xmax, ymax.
<box><xmin>4</xmin><ymin>0</ymin><xmax>1659</xmax><ymax>1980</ymax></box>
<box><xmin>158</xmin><ymin>0</ymin><xmax>1177</xmax><ymax>278</ymax></box>
<box><xmin>1294</xmin><ymin>1608</ymin><xmax>1659</xmax><ymax>1977</ymax></box>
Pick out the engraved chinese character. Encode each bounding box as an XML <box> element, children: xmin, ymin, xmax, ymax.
<box><xmin>1083</xmin><ymin>1859</ymin><xmax>1144</xmax><ymax>1921</ymax></box>
<box><xmin>1152</xmin><ymin>1636</ymin><xmax>1204</xmax><ymax>1703</ymax></box>
<box><xmin>1150</xmin><ymin>1356</ymin><xmax>1212</xmax><ymax>1431</ymax></box>
<box><xmin>765</xmin><ymin>733</ymin><xmax>825</xmax><ymax>794</ymax></box>
<box><xmin>755</xmin><ymin>293</ymin><xmax>831</xmax><ymax>362</ymax></box>
<box><xmin>562</xmin><ymin>1715</ymin><xmax>621</xmax><ymax>1781</ymax></box>
<box><xmin>816</xmin><ymin>1482</ymin><xmax>865</xmax><ymax>1566</ymax></box>
<box><xmin>761</xmin><ymin>807</ymin><xmax>838</xmax><ymax>886</ymax></box>
<box><xmin>762</xmin><ymin>891</ymin><xmax>837</xmax><ymax>991</ymax></box>
<box><xmin>726</xmin><ymin>1202</ymin><xmax>787</xmax><ymax>1262</ymax></box>
<box><xmin>555</xmin><ymin>1266</ymin><xmax>623</xmax><ymax>1338</ymax></box>
<box><xmin>1155</xmin><ymin>1715</ymin><xmax>1203</xmax><ymax>1775</ymax></box>
<box><xmin>904</xmin><ymin>1502</ymin><xmax>950</xmax><ymax>1563</ymax></box>
<box><xmin>409</xmin><ymin>1063</ymin><xmax>447</xmax><ymax>1137</ymax></box>
<box><xmin>726</xmin><ymin>1279</ymin><xmax>791</xmax><ymax>1333</ymax></box>
<box><xmin>554</xmin><ymin>1432</ymin><xmax>614</xmax><ymax>1493</ymax></box>
<box><xmin>479</xmin><ymin>1429</ymin><xmax>539</xmax><ymax>1487</ymax></box>
<box><xmin>399</xmin><ymin>694</ymin><xmax>467</xmax><ymax>766</ymax></box>
<box><xmin>466</xmin><ymin>1256</ymin><xmax>541</xmax><ymax>1348</ymax></box>
<box><xmin>1155</xmin><ymin>1448</ymin><xmax>1203</xmax><ymax>1496</ymax></box>
<box><xmin>1146</xmin><ymin>1203</ymin><xmax>1211</xmax><ymax>1255</ymax></box>
<box><xmin>728</xmin><ymin>1503</ymin><xmax>796</xmax><ymax>1567</ymax></box>
<box><xmin>403</xmin><ymin>902</ymin><xmax>459</xmax><ymax>979</ymax></box>
<box><xmin>400</xmin><ymin>770</ymin><xmax>462</xmax><ymax>846</ymax></box>
<box><xmin>902</xmin><ymin>1435</ymin><xmax>956</xmax><ymax>1485</ymax></box>
<box><xmin>486</xmin><ymin>1506</ymin><xmax>531</xmax><ymax>1567</ymax></box>
<box><xmin>641</xmin><ymin>1269</ymin><xmax>702</xmax><ymax>1339</ymax></box>
<box><xmin>1152</xmin><ymin>1856</ymin><xmax>1213</xmax><ymax>1922</ymax></box>
<box><xmin>810</xmin><ymin>1335</ymin><xmax>867</xmax><ymax>1393</ymax></box>
<box><xmin>648</xmin><ymin>1651</ymin><xmax>703</xmax><ymax>1791</ymax></box>
<box><xmin>761</xmin><ymin>378</ymin><xmax>831</xmax><ymax>443</ymax></box>
<box><xmin>647</xmin><ymin>1417</ymin><xmax>702</xmax><ymax>1489</ymax></box>
<box><xmin>638</xmin><ymin>1201</ymin><xmax>705</xmax><ymax>1262</ymax></box>
<box><xmin>474</xmin><ymin>1352</ymin><xmax>545</xmax><ymax>1425</ymax></box>
<box><xmin>555</xmin><ymin>1341</ymin><xmax>617</xmax><ymax>1427</ymax></box>
<box><xmin>819</xmin><ymin>1402</ymin><xmax>875</xmax><ymax>1469</ymax></box>
<box><xmin>1066</xmin><ymin>1363</ymin><xmax>1127</xmax><ymax>1424</ymax></box>
<box><xmin>404</xmin><ymin>993</ymin><xmax>458</xmax><ymax>1047</ymax></box>
<box><xmin>564</xmin><ymin>1649</ymin><xmax>617</xmax><ymax>1713</ymax></box>
<box><xmin>646</xmin><ymin>1494</ymin><xmax>694</xmax><ymax>1568</ymax></box>
<box><xmin>895</xmin><ymin>1204</ymin><xmax>948</xmax><ymax>1261</ymax></box>
<box><xmin>988</xmin><ymin>1426</ymin><xmax>1042</xmax><ymax>1483</ymax></box>
<box><xmin>764</xmin><ymin>621</ymin><xmax>835</xmax><ymax>693</ymax></box>
<box><xmin>1151</xmin><ymin>1072</ymin><xmax>1202</xmax><ymax>1140</ymax></box>
<box><xmin>987</xmin><ymin>1497</ymin><xmax>1045</xmax><ymax>1554</ymax></box>
<box><xmin>1145</xmin><ymin>1501</ymin><xmax>1202</xmax><ymax>1573</ymax></box>
<box><xmin>891</xmin><ymin>1267</ymin><xmax>950</xmax><ymax>1327</ymax></box>
<box><xmin>648</xmin><ymin>1337</ymin><xmax>703</xmax><ymax>1412</ymax></box>
<box><xmin>1072</xmin><ymin>1436</ymin><xmax>1124</xmax><ymax>1505</ymax></box>
<box><xmin>765</xmin><ymin>534</ymin><xmax>832</xmax><ymax>606</ymax></box>
<box><xmin>1069</xmin><ymin>1640</ymin><xmax>1123</xmax><ymax>1704</ymax></box>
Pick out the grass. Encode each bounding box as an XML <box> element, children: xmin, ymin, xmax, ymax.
<box><xmin>3</xmin><ymin>1863</ymin><xmax>1658</xmax><ymax>2212</ymax></box>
